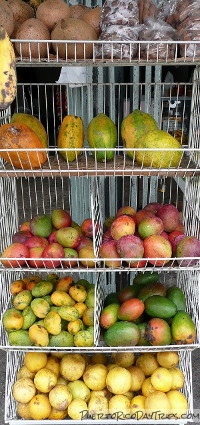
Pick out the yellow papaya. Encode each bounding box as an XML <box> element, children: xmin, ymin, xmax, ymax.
<box><xmin>57</xmin><ymin>115</ymin><xmax>84</xmax><ymax>162</ymax></box>
<box><xmin>11</xmin><ymin>113</ymin><xmax>48</xmax><ymax>148</ymax></box>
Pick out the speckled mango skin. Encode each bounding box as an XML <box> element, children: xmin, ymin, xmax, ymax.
<box><xmin>58</xmin><ymin>115</ymin><xmax>84</xmax><ymax>162</ymax></box>
<box><xmin>121</xmin><ymin>109</ymin><xmax>158</xmax><ymax>158</ymax></box>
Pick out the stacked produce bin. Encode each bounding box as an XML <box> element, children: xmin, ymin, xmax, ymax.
<box><xmin>0</xmin><ymin>0</ymin><xmax>200</xmax><ymax>423</ymax></box>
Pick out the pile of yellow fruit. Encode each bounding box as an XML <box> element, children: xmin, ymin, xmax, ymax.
<box><xmin>13</xmin><ymin>351</ymin><xmax>188</xmax><ymax>420</ymax></box>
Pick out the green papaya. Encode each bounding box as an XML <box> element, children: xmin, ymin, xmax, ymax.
<box><xmin>166</xmin><ymin>286</ymin><xmax>186</xmax><ymax>311</ymax></box>
<box><xmin>87</xmin><ymin>113</ymin><xmax>117</xmax><ymax>162</ymax></box>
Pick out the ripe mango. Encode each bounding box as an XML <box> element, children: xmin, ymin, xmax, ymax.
<box><xmin>3</xmin><ymin>308</ymin><xmax>23</xmax><ymax>331</ymax></box>
<box><xmin>171</xmin><ymin>312</ymin><xmax>196</xmax><ymax>344</ymax></box>
<box><xmin>31</xmin><ymin>298</ymin><xmax>50</xmax><ymax>318</ymax></box>
<box><xmin>13</xmin><ymin>290</ymin><xmax>32</xmax><ymax>310</ymax></box>
<box><xmin>32</xmin><ymin>281</ymin><xmax>53</xmax><ymax>297</ymax></box>
<box><xmin>44</xmin><ymin>311</ymin><xmax>61</xmax><ymax>335</ymax></box>
<box><xmin>137</xmin><ymin>282</ymin><xmax>166</xmax><ymax>302</ymax></box>
<box><xmin>100</xmin><ymin>304</ymin><xmax>119</xmax><ymax>329</ymax></box>
<box><xmin>146</xmin><ymin>318</ymin><xmax>172</xmax><ymax>346</ymax></box>
<box><xmin>29</xmin><ymin>323</ymin><xmax>49</xmax><ymax>347</ymax></box>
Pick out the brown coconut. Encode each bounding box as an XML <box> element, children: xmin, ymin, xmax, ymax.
<box><xmin>36</xmin><ymin>0</ymin><xmax>71</xmax><ymax>31</ymax></box>
<box><xmin>0</xmin><ymin>1</ymin><xmax>14</xmax><ymax>36</ymax></box>
<box><xmin>69</xmin><ymin>4</ymin><xmax>89</xmax><ymax>19</ymax></box>
<box><xmin>82</xmin><ymin>7</ymin><xmax>101</xmax><ymax>36</ymax></box>
<box><xmin>51</xmin><ymin>17</ymin><xmax>97</xmax><ymax>59</ymax></box>
<box><xmin>15</xmin><ymin>18</ymin><xmax>50</xmax><ymax>58</ymax></box>
<box><xmin>7</xmin><ymin>0</ymin><xmax>34</xmax><ymax>33</ymax></box>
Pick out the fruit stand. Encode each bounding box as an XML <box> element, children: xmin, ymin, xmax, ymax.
<box><xmin>0</xmin><ymin>0</ymin><xmax>200</xmax><ymax>423</ymax></box>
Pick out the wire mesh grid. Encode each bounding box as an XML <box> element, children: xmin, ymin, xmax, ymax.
<box><xmin>0</xmin><ymin>175</ymin><xmax>200</xmax><ymax>272</ymax></box>
<box><xmin>10</xmin><ymin>39</ymin><xmax>200</xmax><ymax>66</ymax></box>
<box><xmin>96</xmin><ymin>270</ymin><xmax>200</xmax><ymax>351</ymax></box>
<box><xmin>0</xmin><ymin>269</ymin><xmax>102</xmax><ymax>352</ymax></box>
<box><xmin>4</xmin><ymin>349</ymin><xmax>193</xmax><ymax>424</ymax></box>
<box><xmin>0</xmin><ymin>81</ymin><xmax>199</xmax><ymax>177</ymax></box>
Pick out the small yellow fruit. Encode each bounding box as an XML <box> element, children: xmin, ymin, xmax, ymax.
<box><xmin>29</xmin><ymin>394</ymin><xmax>51</xmax><ymax>420</ymax></box>
<box><xmin>142</xmin><ymin>377</ymin><xmax>155</xmax><ymax>397</ymax></box>
<box><xmin>60</xmin><ymin>354</ymin><xmax>86</xmax><ymax>381</ymax></box>
<box><xmin>91</xmin><ymin>353</ymin><xmax>108</xmax><ymax>365</ymax></box>
<box><xmin>170</xmin><ymin>368</ymin><xmax>184</xmax><ymax>390</ymax></box>
<box><xmin>109</xmin><ymin>395</ymin><xmax>130</xmax><ymax>418</ymax></box>
<box><xmin>17</xmin><ymin>403</ymin><xmax>32</xmax><ymax>419</ymax></box>
<box><xmin>24</xmin><ymin>352</ymin><xmax>47</xmax><ymax>372</ymax></box>
<box><xmin>127</xmin><ymin>366</ymin><xmax>145</xmax><ymax>391</ymax></box>
<box><xmin>49</xmin><ymin>385</ymin><xmax>72</xmax><ymax>410</ymax></box>
<box><xmin>112</xmin><ymin>353</ymin><xmax>135</xmax><ymax>368</ymax></box>
<box><xmin>83</xmin><ymin>364</ymin><xmax>107</xmax><ymax>390</ymax></box>
<box><xmin>68</xmin><ymin>380</ymin><xmax>90</xmax><ymax>402</ymax></box>
<box><xmin>90</xmin><ymin>388</ymin><xmax>112</xmax><ymax>401</ymax></box>
<box><xmin>136</xmin><ymin>354</ymin><xmax>159</xmax><ymax>376</ymax></box>
<box><xmin>130</xmin><ymin>395</ymin><xmax>146</xmax><ymax>419</ymax></box>
<box><xmin>46</xmin><ymin>356</ymin><xmax>60</xmax><ymax>377</ymax></box>
<box><xmin>88</xmin><ymin>395</ymin><xmax>108</xmax><ymax>419</ymax></box>
<box><xmin>74</xmin><ymin>302</ymin><xmax>87</xmax><ymax>317</ymax></box>
<box><xmin>157</xmin><ymin>352</ymin><xmax>179</xmax><ymax>369</ymax></box>
<box><xmin>13</xmin><ymin>378</ymin><xmax>36</xmax><ymax>403</ymax></box>
<box><xmin>145</xmin><ymin>391</ymin><xmax>171</xmax><ymax>416</ymax></box>
<box><xmin>167</xmin><ymin>390</ymin><xmax>188</xmax><ymax>418</ymax></box>
<box><xmin>48</xmin><ymin>408</ymin><xmax>68</xmax><ymax>419</ymax></box>
<box><xmin>68</xmin><ymin>319</ymin><xmax>84</xmax><ymax>335</ymax></box>
<box><xmin>34</xmin><ymin>368</ymin><xmax>57</xmax><ymax>393</ymax></box>
<box><xmin>69</xmin><ymin>284</ymin><xmax>87</xmax><ymax>302</ymax></box>
<box><xmin>68</xmin><ymin>399</ymin><xmax>88</xmax><ymax>420</ymax></box>
<box><xmin>17</xmin><ymin>365</ymin><xmax>35</xmax><ymax>380</ymax></box>
<box><xmin>82</xmin><ymin>308</ymin><xmax>94</xmax><ymax>326</ymax></box>
<box><xmin>106</xmin><ymin>367</ymin><xmax>131</xmax><ymax>395</ymax></box>
<box><xmin>151</xmin><ymin>367</ymin><xmax>173</xmax><ymax>392</ymax></box>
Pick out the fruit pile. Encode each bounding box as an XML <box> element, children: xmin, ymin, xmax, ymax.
<box><xmin>3</xmin><ymin>275</ymin><xmax>94</xmax><ymax>347</ymax></box>
<box><xmin>100</xmin><ymin>272</ymin><xmax>196</xmax><ymax>347</ymax></box>
<box><xmin>100</xmin><ymin>203</ymin><xmax>200</xmax><ymax>267</ymax></box>
<box><xmin>1</xmin><ymin>209</ymin><xmax>96</xmax><ymax>268</ymax></box>
<box><xmin>13</xmin><ymin>351</ymin><xmax>188</xmax><ymax>420</ymax></box>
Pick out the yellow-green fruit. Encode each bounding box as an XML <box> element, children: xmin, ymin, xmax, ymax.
<box><xmin>3</xmin><ymin>308</ymin><xmax>23</xmax><ymax>331</ymax></box>
<box><xmin>106</xmin><ymin>367</ymin><xmax>131</xmax><ymax>394</ymax></box>
<box><xmin>31</xmin><ymin>298</ymin><xmax>50</xmax><ymax>318</ymax></box>
<box><xmin>11</xmin><ymin>114</ymin><xmax>48</xmax><ymax>148</ymax></box>
<box><xmin>167</xmin><ymin>390</ymin><xmax>188</xmax><ymax>418</ymax></box>
<box><xmin>60</xmin><ymin>354</ymin><xmax>86</xmax><ymax>381</ymax></box>
<box><xmin>68</xmin><ymin>319</ymin><xmax>84</xmax><ymax>335</ymax></box>
<box><xmin>12</xmin><ymin>378</ymin><xmax>36</xmax><ymax>403</ymax></box>
<box><xmin>17</xmin><ymin>365</ymin><xmax>35</xmax><ymax>380</ymax></box>
<box><xmin>83</xmin><ymin>364</ymin><xmax>107</xmax><ymax>390</ymax></box>
<box><xmin>59</xmin><ymin>306</ymin><xmax>79</xmax><ymax>322</ymax></box>
<box><xmin>49</xmin><ymin>384</ymin><xmax>72</xmax><ymax>410</ymax></box>
<box><xmin>74</xmin><ymin>330</ymin><xmax>94</xmax><ymax>347</ymax></box>
<box><xmin>46</xmin><ymin>356</ymin><xmax>60</xmax><ymax>377</ymax></box>
<box><xmin>22</xmin><ymin>306</ymin><xmax>36</xmax><ymax>330</ymax></box>
<box><xmin>29</xmin><ymin>323</ymin><xmax>49</xmax><ymax>346</ymax></box>
<box><xmin>157</xmin><ymin>351</ymin><xmax>179</xmax><ymax>369</ymax></box>
<box><xmin>57</xmin><ymin>377</ymin><xmax>68</xmax><ymax>386</ymax></box>
<box><xmin>29</xmin><ymin>394</ymin><xmax>51</xmax><ymax>420</ymax></box>
<box><xmin>169</xmin><ymin>368</ymin><xmax>184</xmax><ymax>390</ymax></box>
<box><xmin>145</xmin><ymin>391</ymin><xmax>171</xmax><ymax>416</ymax></box>
<box><xmin>0</xmin><ymin>26</ymin><xmax>17</xmax><ymax>110</ymax></box>
<box><xmin>88</xmin><ymin>395</ymin><xmax>108</xmax><ymax>418</ymax></box>
<box><xmin>13</xmin><ymin>290</ymin><xmax>32</xmax><ymax>310</ymax></box>
<box><xmin>17</xmin><ymin>403</ymin><xmax>32</xmax><ymax>419</ymax></box>
<box><xmin>135</xmin><ymin>130</ymin><xmax>182</xmax><ymax>168</ymax></box>
<box><xmin>69</xmin><ymin>284</ymin><xmax>87</xmax><ymax>302</ymax></box>
<box><xmin>109</xmin><ymin>395</ymin><xmax>130</xmax><ymax>417</ymax></box>
<box><xmin>142</xmin><ymin>377</ymin><xmax>155</xmax><ymax>397</ymax></box>
<box><xmin>112</xmin><ymin>353</ymin><xmax>135</xmax><ymax>368</ymax></box>
<box><xmin>90</xmin><ymin>388</ymin><xmax>112</xmax><ymax>400</ymax></box>
<box><xmin>44</xmin><ymin>311</ymin><xmax>61</xmax><ymax>335</ymax></box>
<box><xmin>68</xmin><ymin>399</ymin><xmax>88</xmax><ymax>420</ymax></box>
<box><xmin>74</xmin><ymin>302</ymin><xmax>87</xmax><ymax>317</ymax></box>
<box><xmin>121</xmin><ymin>109</ymin><xmax>158</xmax><ymax>157</ymax></box>
<box><xmin>68</xmin><ymin>380</ymin><xmax>90</xmax><ymax>402</ymax></box>
<box><xmin>24</xmin><ymin>352</ymin><xmax>47</xmax><ymax>372</ymax></box>
<box><xmin>34</xmin><ymin>368</ymin><xmax>57</xmax><ymax>393</ymax></box>
<box><xmin>87</xmin><ymin>113</ymin><xmax>117</xmax><ymax>162</ymax></box>
<box><xmin>57</xmin><ymin>115</ymin><xmax>84</xmax><ymax>162</ymax></box>
<box><xmin>136</xmin><ymin>353</ymin><xmax>159</xmax><ymax>376</ymax></box>
<box><xmin>151</xmin><ymin>367</ymin><xmax>173</xmax><ymax>392</ymax></box>
<box><xmin>82</xmin><ymin>308</ymin><xmax>94</xmax><ymax>326</ymax></box>
<box><xmin>128</xmin><ymin>366</ymin><xmax>145</xmax><ymax>391</ymax></box>
<box><xmin>130</xmin><ymin>395</ymin><xmax>145</xmax><ymax>419</ymax></box>
<box><xmin>51</xmin><ymin>291</ymin><xmax>75</xmax><ymax>307</ymax></box>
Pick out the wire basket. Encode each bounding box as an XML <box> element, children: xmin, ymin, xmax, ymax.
<box><xmin>0</xmin><ymin>81</ymin><xmax>199</xmax><ymax>177</ymax></box>
<box><xmin>5</xmin><ymin>350</ymin><xmax>193</xmax><ymax>424</ymax></box>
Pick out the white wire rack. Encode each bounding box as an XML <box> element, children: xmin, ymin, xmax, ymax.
<box><xmin>10</xmin><ymin>39</ymin><xmax>200</xmax><ymax>66</ymax></box>
<box><xmin>5</xmin><ymin>350</ymin><xmax>193</xmax><ymax>424</ymax></box>
<box><xmin>0</xmin><ymin>175</ymin><xmax>199</xmax><ymax>272</ymax></box>
<box><xmin>0</xmin><ymin>81</ymin><xmax>199</xmax><ymax>177</ymax></box>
